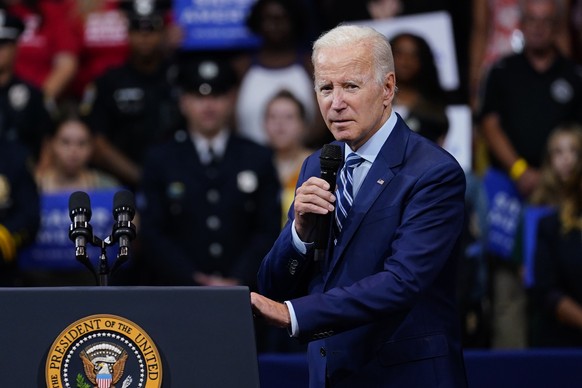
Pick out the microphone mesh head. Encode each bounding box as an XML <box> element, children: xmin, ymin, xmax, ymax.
<box><xmin>320</xmin><ymin>144</ymin><xmax>342</xmax><ymax>170</ymax></box>
<box><xmin>68</xmin><ymin>191</ymin><xmax>92</xmax><ymax>221</ymax></box>
<box><xmin>113</xmin><ymin>190</ymin><xmax>136</xmax><ymax>220</ymax></box>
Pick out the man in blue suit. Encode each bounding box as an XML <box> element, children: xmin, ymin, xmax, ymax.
<box><xmin>251</xmin><ymin>25</ymin><xmax>468</xmax><ymax>387</ymax></box>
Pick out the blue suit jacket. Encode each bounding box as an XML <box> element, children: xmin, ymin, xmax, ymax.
<box><xmin>258</xmin><ymin>116</ymin><xmax>468</xmax><ymax>387</ymax></box>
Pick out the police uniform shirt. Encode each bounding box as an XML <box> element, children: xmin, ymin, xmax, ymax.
<box><xmin>138</xmin><ymin>130</ymin><xmax>282</xmax><ymax>287</ymax></box>
<box><xmin>83</xmin><ymin>61</ymin><xmax>182</xmax><ymax>165</ymax></box>
<box><xmin>0</xmin><ymin>76</ymin><xmax>51</xmax><ymax>161</ymax></box>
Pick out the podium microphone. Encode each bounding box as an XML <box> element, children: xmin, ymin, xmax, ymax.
<box><xmin>68</xmin><ymin>191</ymin><xmax>95</xmax><ymax>276</ymax></box>
<box><xmin>110</xmin><ymin>190</ymin><xmax>137</xmax><ymax>273</ymax></box>
<box><xmin>314</xmin><ymin>144</ymin><xmax>342</xmax><ymax>261</ymax></box>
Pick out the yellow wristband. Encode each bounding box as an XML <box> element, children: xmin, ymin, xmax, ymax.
<box><xmin>509</xmin><ymin>158</ymin><xmax>528</xmax><ymax>181</ymax></box>
<box><xmin>0</xmin><ymin>224</ymin><xmax>16</xmax><ymax>263</ymax></box>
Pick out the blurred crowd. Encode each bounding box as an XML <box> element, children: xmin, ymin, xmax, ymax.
<box><xmin>1</xmin><ymin>0</ymin><xmax>582</xmax><ymax>353</ymax></box>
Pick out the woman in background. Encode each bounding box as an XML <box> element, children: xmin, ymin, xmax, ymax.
<box><xmin>390</xmin><ymin>32</ymin><xmax>449</xmax><ymax>145</ymax></box>
<box><xmin>531</xmin><ymin>123</ymin><xmax>582</xmax><ymax>346</ymax></box>
<box><xmin>530</xmin><ymin>124</ymin><xmax>582</xmax><ymax>206</ymax></box>
<box><xmin>36</xmin><ymin>101</ymin><xmax>119</xmax><ymax>193</ymax></box>
<box><xmin>264</xmin><ymin>89</ymin><xmax>312</xmax><ymax>228</ymax></box>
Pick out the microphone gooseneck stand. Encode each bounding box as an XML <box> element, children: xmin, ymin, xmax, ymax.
<box><xmin>68</xmin><ymin>190</ymin><xmax>137</xmax><ymax>286</ymax></box>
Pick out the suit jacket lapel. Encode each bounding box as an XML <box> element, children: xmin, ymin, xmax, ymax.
<box><xmin>324</xmin><ymin>116</ymin><xmax>410</xmax><ymax>284</ymax></box>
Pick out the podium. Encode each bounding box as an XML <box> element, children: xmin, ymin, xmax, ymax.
<box><xmin>0</xmin><ymin>286</ymin><xmax>260</xmax><ymax>387</ymax></box>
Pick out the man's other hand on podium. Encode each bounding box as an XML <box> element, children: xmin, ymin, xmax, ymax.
<box><xmin>250</xmin><ymin>292</ymin><xmax>291</xmax><ymax>329</ymax></box>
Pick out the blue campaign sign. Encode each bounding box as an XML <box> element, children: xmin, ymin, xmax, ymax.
<box><xmin>19</xmin><ymin>189</ymin><xmax>121</xmax><ymax>270</ymax></box>
<box><xmin>174</xmin><ymin>0</ymin><xmax>261</xmax><ymax>50</ymax></box>
<box><xmin>483</xmin><ymin>168</ymin><xmax>523</xmax><ymax>260</ymax></box>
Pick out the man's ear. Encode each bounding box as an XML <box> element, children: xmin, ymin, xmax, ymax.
<box><xmin>384</xmin><ymin>72</ymin><xmax>396</xmax><ymax>107</ymax></box>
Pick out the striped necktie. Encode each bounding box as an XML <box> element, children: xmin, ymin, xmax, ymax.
<box><xmin>335</xmin><ymin>152</ymin><xmax>364</xmax><ymax>233</ymax></box>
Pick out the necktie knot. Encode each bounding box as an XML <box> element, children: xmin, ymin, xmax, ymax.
<box><xmin>206</xmin><ymin>145</ymin><xmax>220</xmax><ymax>165</ymax></box>
<box><xmin>345</xmin><ymin>152</ymin><xmax>364</xmax><ymax>169</ymax></box>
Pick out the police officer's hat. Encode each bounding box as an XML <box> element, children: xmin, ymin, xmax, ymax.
<box><xmin>0</xmin><ymin>11</ymin><xmax>24</xmax><ymax>43</ymax></box>
<box><xmin>178</xmin><ymin>58</ymin><xmax>238</xmax><ymax>96</ymax></box>
<box><xmin>120</xmin><ymin>0</ymin><xmax>170</xmax><ymax>31</ymax></box>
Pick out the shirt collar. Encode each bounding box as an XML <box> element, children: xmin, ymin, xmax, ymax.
<box><xmin>191</xmin><ymin>129</ymin><xmax>229</xmax><ymax>159</ymax></box>
<box><xmin>344</xmin><ymin>110</ymin><xmax>397</xmax><ymax>164</ymax></box>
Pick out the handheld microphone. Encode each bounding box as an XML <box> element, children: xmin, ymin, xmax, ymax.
<box><xmin>111</xmin><ymin>190</ymin><xmax>137</xmax><ymax>272</ymax></box>
<box><xmin>314</xmin><ymin>144</ymin><xmax>342</xmax><ymax>261</ymax></box>
<box><xmin>68</xmin><ymin>191</ymin><xmax>93</xmax><ymax>260</ymax></box>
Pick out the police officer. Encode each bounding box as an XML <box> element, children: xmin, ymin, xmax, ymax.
<box><xmin>82</xmin><ymin>0</ymin><xmax>180</xmax><ymax>190</ymax></box>
<box><xmin>0</xmin><ymin>10</ymin><xmax>52</xmax><ymax>163</ymax></box>
<box><xmin>138</xmin><ymin>57</ymin><xmax>281</xmax><ymax>287</ymax></box>
<box><xmin>0</xmin><ymin>138</ymin><xmax>40</xmax><ymax>286</ymax></box>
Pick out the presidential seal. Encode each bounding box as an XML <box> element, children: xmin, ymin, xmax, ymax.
<box><xmin>46</xmin><ymin>314</ymin><xmax>162</xmax><ymax>388</ymax></box>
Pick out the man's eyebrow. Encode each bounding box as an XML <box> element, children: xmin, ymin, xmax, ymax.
<box><xmin>315</xmin><ymin>77</ymin><xmax>365</xmax><ymax>87</ymax></box>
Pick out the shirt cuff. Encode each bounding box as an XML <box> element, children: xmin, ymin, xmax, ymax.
<box><xmin>284</xmin><ymin>300</ymin><xmax>299</xmax><ymax>337</ymax></box>
<box><xmin>291</xmin><ymin>219</ymin><xmax>313</xmax><ymax>254</ymax></box>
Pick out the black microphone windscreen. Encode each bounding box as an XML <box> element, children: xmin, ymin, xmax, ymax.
<box><xmin>113</xmin><ymin>190</ymin><xmax>136</xmax><ymax>219</ymax></box>
<box><xmin>69</xmin><ymin>191</ymin><xmax>92</xmax><ymax>221</ymax></box>
<box><xmin>313</xmin><ymin>144</ymin><xmax>342</xmax><ymax>256</ymax></box>
<box><xmin>320</xmin><ymin>144</ymin><xmax>342</xmax><ymax>170</ymax></box>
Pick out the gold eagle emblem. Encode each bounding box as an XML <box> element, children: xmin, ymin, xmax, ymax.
<box><xmin>80</xmin><ymin>342</ymin><xmax>129</xmax><ymax>388</ymax></box>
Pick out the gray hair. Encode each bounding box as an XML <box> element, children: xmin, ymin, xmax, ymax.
<box><xmin>312</xmin><ymin>24</ymin><xmax>394</xmax><ymax>85</ymax></box>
